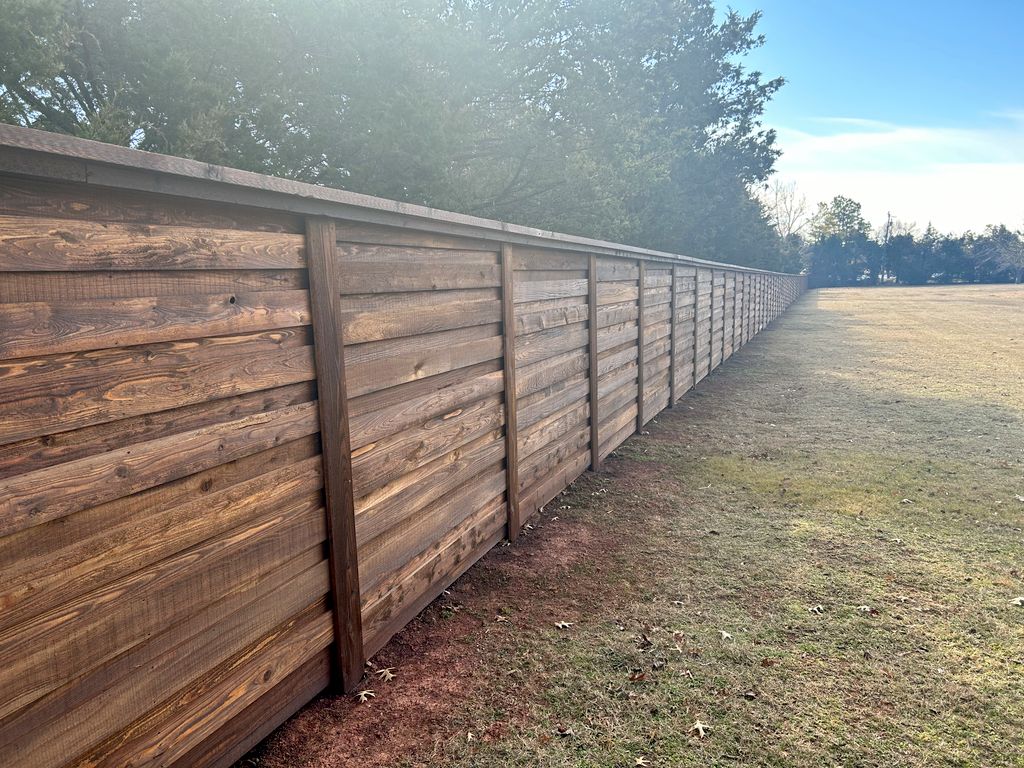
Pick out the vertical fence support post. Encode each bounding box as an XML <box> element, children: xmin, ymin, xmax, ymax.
<box><xmin>500</xmin><ymin>243</ymin><xmax>521</xmax><ymax>542</ymax></box>
<box><xmin>305</xmin><ymin>216</ymin><xmax>364</xmax><ymax>694</ymax></box>
<box><xmin>737</xmin><ymin>274</ymin><xmax>745</xmax><ymax>348</ymax></box>
<box><xmin>709</xmin><ymin>269</ymin><xmax>716</xmax><ymax>376</ymax></box>
<box><xmin>669</xmin><ymin>264</ymin><xmax>678</xmax><ymax>406</ymax></box>
<box><xmin>636</xmin><ymin>259</ymin><xmax>646</xmax><ymax>431</ymax></box>
<box><xmin>588</xmin><ymin>253</ymin><xmax>601</xmax><ymax>471</ymax></box>
<box><xmin>721</xmin><ymin>272</ymin><xmax>728</xmax><ymax>363</ymax></box>
<box><xmin>741</xmin><ymin>274</ymin><xmax>747</xmax><ymax>343</ymax></box>
<box><xmin>692</xmin><ymin>268</ymin><xmax>701</xmax><ymax>389</ymax></box>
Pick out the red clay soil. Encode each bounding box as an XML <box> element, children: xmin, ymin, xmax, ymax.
<box><xmin>237</xmin><ymin>473</ymin><xmax>630</xmax><ymax>768</ymax></box>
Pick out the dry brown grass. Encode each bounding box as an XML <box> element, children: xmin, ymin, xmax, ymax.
<box><xmin>242</xmin><ymin>284</ymin><xmax>1024</xmax><ymax>768</ymax></box>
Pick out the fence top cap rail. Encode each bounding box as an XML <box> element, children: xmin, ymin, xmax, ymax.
<box><xmin>0</xmin><ymin>123</ymin><xmax>801</xmax><ymax>276</ymax></box>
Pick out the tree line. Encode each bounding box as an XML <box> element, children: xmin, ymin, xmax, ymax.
<box><xmin>0</xmin><ymin>0</ymin><xmax>789</xmax><ymax>268</ymax></box>
<box><xmin>763</xmin><ymin>188</ymin><xmax>1024</xmax><ymax>287</ymax></box>
<box><xmin>3</xmin><ymin>1</ymin><xmax>1019</xmax><ymax>284</ymax></box>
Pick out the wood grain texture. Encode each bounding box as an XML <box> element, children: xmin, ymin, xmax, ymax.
<box><xmin>0</xmin><ymin>289</ymin><xmax>311</xmax><ymax>360</ymax></box>
<box><xmin>501</xmin><ymin>244</ymin><xmax>521</xmax><ymax>541</ymax></box>
<box><xmin>0</xmin><ymin>327</ymin><xmax>315</xmax><ymax>446</ymax></box>
<box><xmin>0</xmin><ymin>402</ymin><xmax>319</xmax><ymax>537</ymax></box>
<box><xmin>0</xmin><ymin>214</ymin><xmax>305</xmax><ymax>270</ymax></box>
<box><xmin>305</xmin><ymin>217</ymin><xmax>364</xmax><ymax>693</ymax></box>
<box><xmin>588</xmin><ymin>254</ymin><xmax>600</xmax><ymax>470</ymax></box>
<box><xmin>636</xmin><ymin>260</ymin><xmax>646</xmax><ymax>430</ymax></box>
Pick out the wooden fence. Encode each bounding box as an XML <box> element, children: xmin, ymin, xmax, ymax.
<box><xmin>0</xmin><ymin>124</ymin><xmax>806</xmax><ymax>768</ymax></box>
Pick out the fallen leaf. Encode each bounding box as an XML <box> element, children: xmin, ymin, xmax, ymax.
<box><xmin>555</xmin><ymin>621</ymin><xmax>575</xmax><ymax>630</ymax></box>
<box><xmin>375</xmin><ymin>667</ymin><xmax>396</xmax><ymax>682</ymax></box>
<box><xmin>355</xmin><ymin>690</ymin><xmax>375</xmax><ymax>703</ymax></box>
<box><xmin>690</xmin><ymin>719</ymin><xmax>710</xmax><ymax>738</ymax></box>
<box><xmin>760</xmin><ymin>657</ymin><xmax>778</xmax><ymax>667</ymax></box>
<box><xmin>628</xmin><ymin>669</ymin><xmax>647</xmax><ymax>682</ymax></box>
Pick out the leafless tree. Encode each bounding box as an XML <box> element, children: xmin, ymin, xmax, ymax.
<box><xmin>977</xmin><ymin>224</ymin><xmax>1024</xmax><ymax>283</ymax></box>
<box><xmin>761</xmin><ymin>179</ymin><xmax>809</xmax><ymax>240</ymax></box>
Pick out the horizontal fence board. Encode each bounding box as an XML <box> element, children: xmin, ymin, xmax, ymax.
<box><xmin>0</xmin><ymin>214</ymin><xmax>306</xmax><ymax>271</ymax></box>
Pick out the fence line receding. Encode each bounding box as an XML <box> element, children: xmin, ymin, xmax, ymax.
<box><xmin>0</xmin><ymin>124</ymin><xmax>806</xmax><ymax>768</ymax></box>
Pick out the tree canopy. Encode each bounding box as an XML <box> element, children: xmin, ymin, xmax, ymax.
<box><xmin>0</xmin><ymin>0</ymin><xmax>788</xmax><ymax>268</ymax></box>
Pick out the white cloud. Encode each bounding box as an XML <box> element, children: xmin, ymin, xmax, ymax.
<box><xmin>771</xmin><ymin>114</ymin><xmax>1024</xmax><ymax>233</ymax></box>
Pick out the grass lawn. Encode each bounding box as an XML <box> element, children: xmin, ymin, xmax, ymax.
<box><xmin>242</xmin><ymin>284</ymin><xmax>1024</xmax><ymax>768</ymax></box>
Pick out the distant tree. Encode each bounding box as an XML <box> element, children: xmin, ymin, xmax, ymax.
<box><xmin>809</xmin><ymin>195</ymin><xmax>870</xmax><ymax>244</ymax></box>
<box><xmin>975</xmin><ymin>225</ymin><xmax>1024</xmax><ymax>283</ymax></box>
<box><xmin>806</xmin><ymin>196</ymin><xmax>873</xmax><ymax>287</ymax></box>
<box><xmin>762</xmin><ymin>179</ymin><xmax>809</xmax><ymax>240</ymax></box>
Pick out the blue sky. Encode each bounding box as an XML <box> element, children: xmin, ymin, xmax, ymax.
<box><xmin>725</xmin><ymin>0</ymin><xmax>1024</xmax><ymax>233</ymax></box>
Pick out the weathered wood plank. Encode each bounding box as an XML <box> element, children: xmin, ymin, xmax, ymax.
<box><xmin>515</xmin><ymin>321</ymin><xmax>589</xmax><ymax>368</ymax></box>
<box><xmin>0</xmin><ymin>176</ymin><xmax>303</xmax><ymax>232</ymax></box>
<box><xmin>0</xmin><ymin>214</ymin><xmax>306</xmax><ymax>270</ymax></box>
<box><xmin>305</xmin><ymin>216</ymin><xmax>364</xmax><ymax>692</ymax></box>
<box><xmin>501</xmin><ymin>243</ymin><xmax>520</xmax><ymax>541</ymax></box>
<box><xmin>0</xmin><ymin>381</ymin><xmax>314</xmax><ymax>481</ymax></box>
<box><xmin>335</xmin><ymin>245</ymin><xmax>500</xmax><ymax>292</ymax></box>
<box><xmin>636</xmin><ymin>260</ymin><xmax>646</xmax><ymax>430</ymax></box>
<box><xmin>352</xmin><ymin>393</ymin><xmax>503</xmax><ymax>497</ymax></box>
<box><xmin>512</xmin><ymin>278</ymin><xmax>588</xmax><ymax>304</ymax></box>
<box><xmin>1</xmin><ymin>552</ymin><xmax>328</xmax><ymax>767</ymax></box>
<box><xmin>348</xmin><ymin>364</ymin><xmax>503</xmax><ymax>450</ymax></box>
<box><xmin>0</xmin><ymin>495</ymin><xmax>326</xmax><ymax>721</ymax></box>
<box><xmin>516</xmin><ymin>347</ymin><xmax>588</xmax><ymax>399</ymax></box>
<box><xmin>359</xmin><ymin>468</ymin><xmax>505</xmax><ymax>593</ymax></box>
<box><xmin>0</xmin><ymin>401</ymin><xmax>319</xmax><ymax>537</ymax></box>
<box><xmin>344</xmin><ymin>324</ymin><xmax>503</xmax><ymax>398</ymax></box>
<box><xmin>0</xmin><ymin>327</ymin><xmax>315</xmax><ymax>446</ymax></box>
<box><xmin>354</xmin><ymin>429</ymin><xmax>504</xmax><ymax>543</ymax></box>
<box><xmin>361</xmin><ymin>496</ymin><xmax>505</xmax><ymax>657</ymax></box>
<box><xmin>0</xmin><ymin>268</ymin><xmax>307</xmax><ymax>303</ymax></box>
<box><xmin>0</xmin><ymin>453</ymin><xmax>321</xmax><ymax>635</ymax></box>
<box><xmin>588</xmin><ymin>254</ymin><xmax>600</xmax><ymax>471</ymax></box>
<box><xmin>342</xmin><ymin>294</ymin><xmax>501</xmax><ymax>345</ymax></box>
<box><xmin>71</xmin><ymin>607</ymin><xmax>332</xmax><ymax>768</ymax></box>
<box><xmin>0</xmin><ymin>289</ymin><xmax>311</xmax><ymax>360</ymax></box>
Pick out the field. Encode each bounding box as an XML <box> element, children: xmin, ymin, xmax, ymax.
<box><xmin>241</xmin><ymin>285</ymin><xmax>1024</xmax><ymax>768</ymax></box>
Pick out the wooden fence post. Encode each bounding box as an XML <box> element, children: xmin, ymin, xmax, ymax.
<box><xmin>736</xmin><ymin>273</ymin><xmax>744</xmax><ymax>348</ymax></box>
<box><xmin>669</xmin><ymin>264</ymin><xmax>678</xmax><ymax>406</ymax></box>
<box><xmin>692</xmin><ymin>268</ymin><xmax>701</xmax><ymax>389</ymax></box>
<box><xmin>729</xmin><ymin>273</ymin><xmax>735</xmax><ymax>357</ymax></box>
<box><xmin>500</xmin><ymin>243</ymin><xmax>521</xmax><ymax>542</ymax></box>
<box><xmin>723</xmin><ymin>272</ymin><xmax>731</xmax><ymax>360</ymax></box>
<box><xmin>305</xmin><ymin>216</ymin><xmax>364</xmax><ymax>694</ymax></box>
<box><xmin>709</xmin><ymin>269</ymin><xmax>716</xmax><ymax>376</ymax></box>
<box><xmin>588</xmin><ymin>254</ymin><xmax>601</xmax><ymax>471</ymax></box>
<box><xmin>636</xmin><ymin>259</ymin><xmax>646</xmax><ymax>430</ymax></box>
